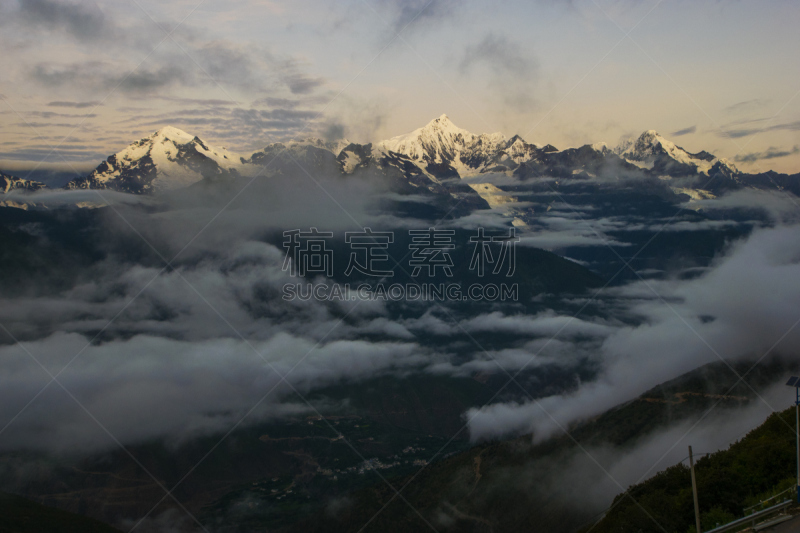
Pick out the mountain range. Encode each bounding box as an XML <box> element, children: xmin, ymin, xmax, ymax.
<box><xmin>3</xmin><ymin>115</ymin><xmax>799</xmax><ymax>202</ymax></box>
<box><xmin>1</xmin><ymin>171</ymin><xmax>46</xmax><ymax>194</ymax></box>
<box><xmin>0</xmin><ymin>117</ymin><xmax>796</xmax><ymax>533</ymax></box>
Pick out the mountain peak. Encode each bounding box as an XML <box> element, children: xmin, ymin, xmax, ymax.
<box><xmin>635</xmin><ymin>130</ymin><xmax>665</xmax><ymax>146</ymax></box>
<box><xmin>59</xmin><ymin>119</ymin><xmax>753</xmax><ymax>198</ymax></box>
<box><xmin>151</xmin><ymin>125</ymin><xmax>195</xmax><ymax>144</ymax></box>
<box><xmin>419</xmin><ymin>113</ymin><xmax>467</xmax><ymax>135</ymax></box>
<box><xmin>621</xmin><ymin>130</ymin><xmax>673</xmax><ymax>158</ymax></box>
<box><xmin>65</xmin><ymin>125</ymin><xmax>242</xmax><ymax>194</ymax></box>
<box><xmin>375</xmin><ymin>115</ymin><xmax>509</xmax><ymax>177</ymax></box>
<box><xmin>0</xmin><ymin>171</ymin><xmax>47</xmax><ymax>194</ymax></box>
<box><xmin>616</xmin><ymin>129</ymin><xmax>721</xmax><ymax>175</ymax></box>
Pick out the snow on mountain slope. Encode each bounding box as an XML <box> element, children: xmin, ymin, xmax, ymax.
<box><xmin>714</xmin><ymin>158</ymin><xmax>739</xmax><ymax>176</ymax></box>
<box><xmin>504</xmin><ymin>135</ymin><xmax>541</xmax><ymax>163</ymax></box>
<box><xmin>0</xmin><ymin>172</ymin><xmax>47</xmax><ymax>194</ymax></box>
<box><xmin>671</xmin><ymin>187</ymin><xmax>716</xmax><ymax>201</ymax></box>
<box><xmin>56</xmin><ymin>118</ymin><xmax>762</xmax><ymax>202</ymax></box>
<box><xmin>336</xmin><ymin>142</ymin><xmax>373</xmax><ymax>173</ymax></box>
<box><xmin>376</xmin><ymin>114</ymin><xmax>507</xmax><ymax>177</ymax></box>
<box><xmin>66</xmin><ymin>126</ymin><xmax>243</xmax><ymax>194</ymax></box>
<box><xmin>0</xmin><ymin>171</ymin><xmax>47</xmax><ymax>209</ymax></box>
<box><xmin>467</xmin><ymin>182</ymin><xmax>517</xmax><ymax>208</ymax></box>
<box><xmin>268</xmin><ymin>137</ymin><xmax>352</xmax><ymax>156</ymax></box>
<box><xmin>243</xmin><ymin>138</ymin><xmax>349</xmax><ymax>175</ymax></box>
<box><xmin>616</xmin><ymin>130</ymin><xmax>717</xmax><ymax>175</ymax></box>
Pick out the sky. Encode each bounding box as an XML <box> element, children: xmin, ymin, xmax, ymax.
<box><xmin>1</xmin><ymin>0</ymin><xmax>799</xmax><ymax>178</ymax></box>
<box><xmin>3</xmin><ymin>4</ymin><xmax>800</xmax><ymax>527</ymax></box>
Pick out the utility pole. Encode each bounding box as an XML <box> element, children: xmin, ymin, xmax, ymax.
<box><xmin>690</xmin><ymin>445</ymin><xmax>702</xmax><ymax>533</ymax></box>
<box><xmin>787</xmin><ymin>377</ymin><xmax>800</xmax><ymax>503</ymax></box>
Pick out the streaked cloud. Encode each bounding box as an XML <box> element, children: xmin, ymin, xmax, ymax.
<box><xmin>671</xmin><ymin>125</ymin><xmax>696</xmax><ymax>137</ymax></box>
<box><xmin>718</xmin><ymin>120</ymin><xmax>800</xmax><ymax>139</ymax></box>
<box><xmin>377</xmin><ymin>0</ymin><xmax>465</xmax><ymax>34</ymax></box>
<box><xmin>15</xmin><ymin>0</ymin><xmax>109</xmax><ymax>42</ymax></box>
<box><xmin>723</xmin><ymin>98</ymin><xmax>770</xmax><ymax>114</ymax></box>
<box><xmin>734</xmin><ymin>145</ymin><xmax>800</xmax><ymax>164</ymax></box>
<box><xmin>47</xmin><ymin>100</ymin><xmax>102</xmax><ymax>108</ymax></box>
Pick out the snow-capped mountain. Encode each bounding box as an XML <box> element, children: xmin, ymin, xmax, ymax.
<box><xmin>243</xmin><ymin>137</ymin><xmax>352</xmax><ymax>175</ymax></box>
<box><xmin>374</xmin><ymin>114</ymin><xmax>507</xmax><ymax>178</ymax></box>
<box><xmin>0</xmin><ymin>172</ymin><xmax>47</xmax><ymax>209</ymax></box>
<box><xmin>65</xmin><ymin>126</ymin><xmax>243</xmax><ymax>194</ymax></box>
<box><xmin>353</xmin><ymin>114</ymin><xmax>552</xmax><ymax>181</ymax></box>
<box><xmin>60</xmin><ymin>120</ymin><xmax>718</xmax><ymax>196</ymax></box>
<box><xmin>56</xmin><ymin>117</ymin><xmax>798</xmax><ymax>203</ymax></box>
<box><xmin>338</xmin><ymin>115</ymin><xmax>640</xmax><ymax>184</ymax></box>
<box><xmin>337</xmin><ymin>142</ymin><xmax>374</xmax><ymax>173</ymax></box>
<box><xmin>247</xmin><ymin>137</ymin><xmax>352</xmax><ymax>162</ymax></box>
<box><xmin>63</xmin><ymin>127</ymin><xmax>358</xmax><ymax>194</ymax></box>
<box><xmin>0</xmin><ymin>172</ymin><xmax>46</xmax><ymax>194</ymax></box>
<box><xmin>615</xmin><ymin>130</ymin><xmax>737</xmax><ymax>177</ymax></box>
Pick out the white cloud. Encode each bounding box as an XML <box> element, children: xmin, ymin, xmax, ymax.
<box><xmin>467</xmin><ymin>223</ymin><xmax>800</xmax><ymax>442</ymax></box>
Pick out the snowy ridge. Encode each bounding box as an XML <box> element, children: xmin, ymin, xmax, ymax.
<box><xmin>114</xmin><ymin>126</ymin><xmax>242</xmax><ymax>173</ymax></box>
<box><xmin>715</xmin><ymin>158</ymin><xmax>739</xmax><ymax>175</ymax></box>
<box><xmin>467</xmin><ymin>182</ymin><xmax>517</xmax><ymax>208</ymax></box>
<box><xmin>616</xmin><ymin>130</ymin><xmax>718</xmax><ymax>175</ymax></box>
<box><xmin>0</xmin><ymin>171</ymin><xmax>46</xmax><ymax>194</ymax></box>
<box><xmin>270</xmin><ymin>137</ymin><xmax>352</xmax><ymax>156</ymax></box>
<box><xmin>376</xmin><ymin>114</ymin><xmax>506</xmax><ymax>176</ymax></box>
<box><xmin>504</xmin><ymin>135</ymin><xmax>541</xmax><ymax>163</ymax></box>
<box><xmin>57</xmin><ymin>117</ymin><xmax>775</xmax><ymax>200</ymax></box>
<box><xmin>66</xmin><ymin>126</ymin><xmax>244</xmax><ymax>194</ymax></box>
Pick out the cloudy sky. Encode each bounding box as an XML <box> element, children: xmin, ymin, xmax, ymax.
<box><xmin>1</xmin><ymin>0</ymin><xmax>799</xmax><ymax>176</ymax></box>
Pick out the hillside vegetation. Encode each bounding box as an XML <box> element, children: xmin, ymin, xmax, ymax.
<box><xmin>589</xmin><ymin>406</ymin><xmax>797</xmax><ymax>533</ymax></box>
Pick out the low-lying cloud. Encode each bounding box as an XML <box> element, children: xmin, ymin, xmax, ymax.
<box><xmin>467</xmin><ymin>223</ymin><xmax>800</xmax><ymax>442</ymax></box>
<box><xmin>0</xmin><ymin>170</ymin><xmax>798</xmax><ymax>461</ymax></box>
<box><xmin>0</xmin><ymin>332</ymin><xmax>423</xmax><ymax>453</ymax></box>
